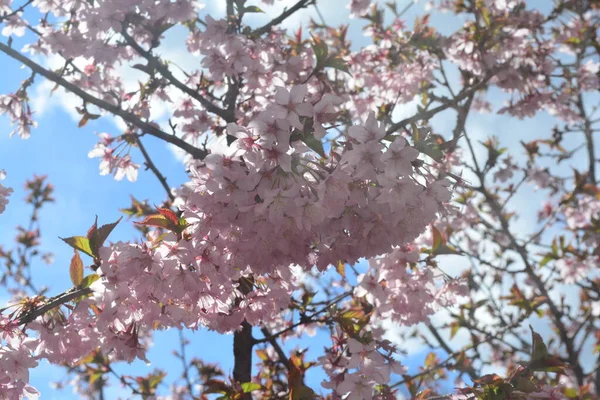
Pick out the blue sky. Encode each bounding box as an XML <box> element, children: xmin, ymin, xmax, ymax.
<box><xmin>1</xmin><ymin>0</ymin><xmax>597</xmax><ymax>399</ymax></box>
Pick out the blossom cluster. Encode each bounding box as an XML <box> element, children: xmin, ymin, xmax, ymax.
<box><xmin>320</xmin><ymin>327</ymin><xmax>406</xmax><ymax>400</ymax></box>
<box><xmin>0</xmin><ymin>94</ymin><xmax>36</xmax><ymax>139</ymax></box>
<box><xmin>180</xmin><ymin>89</ymin><xmax>450</xmax><ymax>272</ymax></box>
<box><xmin>356</xmin><ymin>246</ymin><xmax>465</xmax><ymax>325</ymax></box>
<box><xmin>0</xmin><ymin>316</ymin><xmax>40</xmax><ymax>400</ymax></box>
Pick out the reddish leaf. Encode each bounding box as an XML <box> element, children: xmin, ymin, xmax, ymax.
<box><xmin>86</xmin><ymin>216</ymin><xmax>98</xmax><ymax>241</ymax></box>
<box><xmin>155</xmin><ymin>206</ymin><xmax>179</xmax><ymax>225</ymax></box>
<box><xmin>94</xmin><ymin>217</ymin><xmax>122</xmax><ymax>248</ymax></box>
<box><xmin>88</xmin><ymin>217</ymin><xmax>122</xmax><ymax>256</ymax></box>
<box><xmin>135</xmin><ymin>215</ymin><xmax>172</xmax><ymax>230</ymax></box>
<box><xmin>78</xmin><ymin>114</ymin><xmax>89</xmax><ymax>128</ymax></box>
<box><xmin>473</xmin><ymin>374</ymin><xmax>503</xmax><ymax>385</ymax></box>
<box><xmin>70</xmin><ymin>250</ymin><xmax>84</xmax><ymax>286</ymax></box>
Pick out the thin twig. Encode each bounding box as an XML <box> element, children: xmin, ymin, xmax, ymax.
<box><xmin>120</xmin><ymin>28</ymin><xmax>233</xmax><ymax>122</ymax></box>
<box><xmin>0</xmin><ymin>42</ymin><xmax>208</xmax><ymax>160</ymax></box>
<box><xmin>252</xmin><ymin>0</ymin><xmax>315</xmax><ymax>36</ymax></box>
<box><xmin>260</xmin><ymin>327</ymin><xmax>291</xmax><ymax>371</ymax></box>
<box><xmin>135</xmin><ymin>135</ymin><xmax>174</xmax><ymax>202</ymax></box>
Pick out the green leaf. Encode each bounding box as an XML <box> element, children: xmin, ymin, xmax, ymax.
<box><xmin>61</xmin><ymin>236</ymin><xmax>94</xmax><ymax>258</ymax></box>
<box><xmin>336</xmin><ymin>261</ymin><xmax>346</xmax><ymax>278</ymax></box>
<box><xmin>449</xmin><ymin>321</ymin><xmax>460</xmax><ymax>339</ymax></box>
<box><xmin>80</xmin><ymin>273</ymin><xmax>100</xmax><ymax>289</ymax></box>
<box><xmin>70</xmin><ymin>250</ymin><xmax>84</xmax><ymax>286</ymax></box>
<box><xmin>325</xmin><ymin>56</ymin><xmax>351</xmax><ymax>74</ymax></box>
<box><xmin>433</xmin><ymin>244</ymin><xmax>459</xmax><ymax>255</ymax></box>
<box><xmin>148</xmin><ymin>372</ymin><xmax>167</xmax><ymax>389</ymax></box>
<box><xmin>539</xmin><ymin>254</ymin><xmax>554</xmax><ymax>267</ymax></box>
<box><xmin>243</xmin><ymin>5</ymin><xmax>264</xmax><ymax>13</ymax></box>
<box><xmin>89</xmin><ymin>371</ymin><xmax>103</xmax><ymax>385</ymax></box>
<box><xmin>431</xmin><ymin>225</ymin><xmax>445</xmax><ymax>251</ymax></box>
<box><xmin>481</xmin><ymin>6</ymin><xmax>491</xmax><ymax>25</ymax></box>
<box><xmin>310</xmin><ymin>34</ymin><xmax>328</xmax><ymax>66</ymax></box>
<box><xmin>411</xmin><ymin>123</ymin><xmax>445</xmax><ymax>163</ymax></box>
<box><xmin>241</xmin><ymin>382</ymin><xmax>261</xmax><ymax>393</ymax></box>
<box><xmin>302</xmin><ymin>135</ymin><xmax>326</xmax><ymax>158</ymax></box>
<box><xmin>529</xmin><ymin>325</ymin><xmax>548</xmax><ymax>362</ymax></box>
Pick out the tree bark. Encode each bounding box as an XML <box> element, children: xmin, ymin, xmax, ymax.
<box><xmin>233</xmin><ymin>278</ymin><xmax>254</xmax><ymax>399</ymax></box>
<box><xmin>233</xmin><ymin>321</ymin><xmax>253</xmax><ymax>397</ymax></box>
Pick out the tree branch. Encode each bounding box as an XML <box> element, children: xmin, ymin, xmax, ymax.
<box><xmin>233</xmin><ymin>278</ymin><xmax>254</xmax><ymax>400</ymax></box>
<box><xmin>0</xmin><ymin>0</ymin><xmax>34</xmax><ymax>23</ymax></box>
<box><xmin>252</xmin><ymin>0</ymin><xmax>315</xmax><ymax>36</ymax></box>
<box><xmin>260</xmin><ymin>327</ymin><xmax>291</xmax><ymax>371</ymax></box>
<box><xmin>386</xmin><ymin>76</ymin><xmax>491</xmax><ymax>134</ymax></box>
<box><xmin>0</xmin><ymin>42</ymin><xmax>208</xmax><ymax>159</ymax></box>
<box><xmin>16</xmin><ymin>286</ymin><xmax>92</xmax><ymax>325</ymax></box>
<box><xmin>135</xmin><ymin>135</ymin><xmax>175</xmax><ymax>202</ymax></box>
<box><xmin>120</xmin><ymin>28</ymin><xmax>233</xmax><ymax>122</ymax></box>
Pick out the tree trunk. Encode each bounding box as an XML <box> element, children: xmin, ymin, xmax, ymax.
<box><xmin>233</xmin><ymin>278</ymin><xmax>254</xmax><ymax>399</ymax></box>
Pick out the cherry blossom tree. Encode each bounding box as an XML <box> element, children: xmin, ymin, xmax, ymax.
<box><xmin>0</xmin><ymin>0</ymin><xmax>599</xmax><ymax>399</ymax></box>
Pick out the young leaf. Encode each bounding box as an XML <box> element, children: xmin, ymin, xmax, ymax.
<box><xmin>80</xmin><ymin>273</ymin><xmax>100</xmax><ymax>289</ymax></box>
<box><xmin>336</xmin><ymin>261</ymin><xmax>346</xmax><ymax>278</ymax></box>
<box><xmin>89</xmin><ymin>217</ymin><xmax>122</xmax><ymax>255</ymax></box>
<box><xmin>241</xmin><ymin>382</ymin><xmax>261</xmax><ymax>393</ymax></box>
<box><xmin>411</xmin><ymin>123</ymin><xmax>445</xmax><ymax>163</ymax></box>
<box><xmin>450</xmin><ymin>321</ymin><xmax>460</xmax><ymax>339</ymax></box>
<box><xmin>302</xmin><ymin>135</ymin><xmax>326</xmax><ymax>158</ymax></box>
<box><xmin>135</xmin><ymin>214</ymin><xmax>173</xmax><ymax>230</ymax></box>
<box><xmin>431</xmin><ymin>225</ymin><xmax>445</xmax><ymax>251</ymax></box>
<box><xmin>310</xmin><ymin>34</ymin><xmax>328</xmax><ymax>67</ymax></box>
<box><xmin>61</xmin><ymin>236</ymin><xmax>94</xmax><ymax>258</ymax></box>
<box><xmin>529</xmin><ymin>325</ymin><xmax>548</xmax><ymax>362</ymax></box>
<box><xmin>70</xmin><ymin>250</ymin><xmax>84</xmax><ymax>286</ymax></box>
<box><xmin>78</xmin><ymin>114</ymin><xmax>89</xmax><ymax>128</ymax></box>
<box><xmin>325</xmin><ymin>56</ymin><xmax>351</xmax><ymax>74</ymax></box>
<box><xmin>243</xmin><ymin>5</ymin><xmax>264</xmax><ymax>13</ymax></box>
<box><xmin>155</xmin><ymin>206</ymin><xmax>179</xmax><ymax>225</ymax></box>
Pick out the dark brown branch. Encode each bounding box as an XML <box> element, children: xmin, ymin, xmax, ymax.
<box><xmin>253</xmin><ymin>291</ymin><xmax>352</xmax><ymax>345</ymax></box>
<box><xmin>233</xmin><ymin>322</ymin><xmax>253</xmax><ymax>400</ymax></box>
<box><xmin>0</xmin><ymin>42</ymin><xmax>208</xmax><ymax>159</ymax></box>
<box><xmin>233</xmin><ymin>278</ymin><xmax>254</xmax><ymax>400</ymax></box>
<box><xmin>595</xmin><ymin>352</ymin><xmax>600</xmax><ymax>398</ymax></box>
<box><xmin>135</xmin><ymin>135</ymin><xmax>175</xmax><ymax>202</ymax></box>
<box><xmin>252</xmin><ymin>0</ymin><xmax>315</xmax><ymax>36</ymax></box>
<box><xmin>260</xmin><ymin>327</ymin><xmax>291</xmax><ymax>371</ymax></box>
<box><xmin>386</xmin><ymin>77</ymin><xmax>491</xmax><ymax>135</ymax></box>
<box><xmin>226</xmin><ymin>0</ymin><xmax>237</xmax><ymax>34</ymax></box>
<box><xmin>16</xmin><ymin>286</ymin><xmax>92</xmax><ymax>325</ymax></box>
<box><xmin>0</xmin><ymin>0</ymin><xmax>34</xmax><ymax>23</ymax></box>
<box><xmin>426</xmin><ymin>323</ymin><xmax>478</xmax><ymax>381</ymax></box>
<box><xmin>120</xmin><ymin>29</ymin><xmax>233</xmax><ymax>122</ymax></box>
